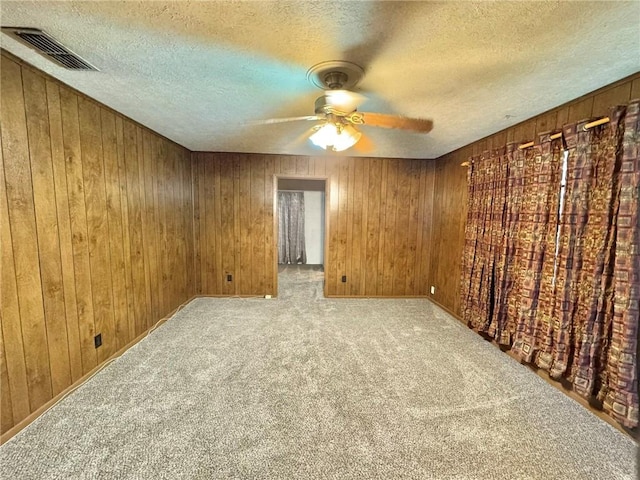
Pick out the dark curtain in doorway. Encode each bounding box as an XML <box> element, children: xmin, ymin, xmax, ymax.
<box><xmin>278</xmin><ymin>192</ymin><xmax>307</xmax><ymax>264</ymax></box>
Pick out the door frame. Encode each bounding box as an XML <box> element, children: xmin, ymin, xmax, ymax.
<box><xmin>273</xmin><ymin>175</ymin><xmax>329</xmax><ymax>297</ymax></box>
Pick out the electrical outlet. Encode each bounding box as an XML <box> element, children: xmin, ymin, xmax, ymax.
<box><xmin>227</xmin><ymin>274</ymin><xmax>232</xmax><ymax>282</ymax></box>
<box><xmin>430</xmin><ymin>286</ymin><xmax>435</xmax><ymax>295</ymax></box>
<box><xmin>94</xmin><ymin>333</ymin><xmax>102</xmax><ymax>348</ymax></box>
<box><xmin>341</xmin><ymin>275</ymin><xmax>347</xmax><ymax>283</ymax></box>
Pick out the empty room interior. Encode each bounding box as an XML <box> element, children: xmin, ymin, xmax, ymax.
<box><xmin>0</xmin><ymin>1</ymin><xmax>639</xmax><ymax>478</ymax></box>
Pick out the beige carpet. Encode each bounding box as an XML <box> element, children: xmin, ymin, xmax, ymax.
<box><xmin>1</xmin><ymin>265</ymin><xmax>637</xmax><ymax>479</ymax></box>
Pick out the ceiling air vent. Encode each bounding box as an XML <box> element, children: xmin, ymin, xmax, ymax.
<box><xmin>1</xmin><ymin>27</ymin><xmax>98</xmax><ymax>71</ymax></box>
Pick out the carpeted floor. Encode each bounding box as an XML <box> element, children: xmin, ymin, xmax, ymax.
<box><xmin>1</xmin><ymin>265</ymin><xmax>637</xmax><ymax>479</ymax></box>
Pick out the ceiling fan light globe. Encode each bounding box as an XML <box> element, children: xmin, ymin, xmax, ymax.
<box><xmin>309</xmin><ymin>123</ymin><xmax>361</xmax><ymax>152</ymax></box>
<box><xmin>332</xmin><ymin>125</ymin><xmax>362</xmax><ymax>151</ymax></box>
<box><xmin>309</xmin><ymin>123</ymin><xmax>339</xmax><ymax>149</ymax></box>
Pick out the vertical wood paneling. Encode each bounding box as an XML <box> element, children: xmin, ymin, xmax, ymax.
<box><xmin>213</xmin><ymin>157</ymin><xmax>225</xmax><ymax>294</ymax></box>
<box><xmin>0</xmin><ymin>121</ymin><xmax>32</xmax><ymax>425</ymax></box>
<box><xmin>151</xmin><ymin>136</ymin><xmax>165</xmax><ymax>311</ymax></box>
<box><xmin>631</xmin><ymin>78</ymin><xmax>640</xmax><ymax>99</ymax></box>
<box><xmin>431</xmin><ymin>72</ymin><xmax>640</xmax><ymax>317</ymax></box>
<box><xmin>78</xmin><ymin>97</ymin><xmax>116</xmax><ymax>363</ymax></box>
<box><xmin>141</xmin><ymin>131</ymin><xmax>158</xmax><ymax>328</ymax></box>
<box><xmin>232</xmin><ymin>155</ymin><xmax>241</xmax><ymax>294</ymax></box>
<box><xmin>1</xmin><ymin>52</ymin><xmax>194</xmax><ymax>436</ymax></box>
<box><xmin>220</xmin><ymin>158</ymin><xmax>235</xmax><ymax>294</ymax></box>
<box><xmin>413</xmin><ymin>162</ymin><xmax>427</xmax><ymax>296</ymax></box>
<box><xmin>176</xmin><ymin>147</ymin><xmax>189</xmax><ymax>304</ymax></box>
<box><xmin>0</xmin><ymin>334</ymin><xmax>13</xmax><ymax>433</ymax></box>
<box><xmin>135</xmin><ymin>126</ymin><xmax>152</xmax><ymax>331</ymax></box>
<box><xmin>592</xmin><ymin>82</ymin><xmax>633</xmax><ymax>117</ymax></box>
<box><xmin>46</xmin><ymin>80</ymin><xmax>83</xmax><ymax>383</ymax></box>
<box><xmin>419</xmin><ymin>162</ymin><xmax>435</xmax><ymax>296</ymax></box>
<box><xmin>238</xmin><ymin>158</ymin><xmax>251</xmax><ymax>293</ymax></box>
<box><xmin>264</xmin><ymin>156</ymin><xmax>276</xmax><ymax>294</ymax></box>
<box><xmin>568</xmin><ymin>97</ymin><xmax>594</xmax><ymax>123</ymax></box>
<box><xmin>350</xmin><ymin>159</ymin><xmax>363</xmax><ymax>295</ymax></box>
<box><xmin>406</xmin><ymin>161</ymin><xmax>420</xmax><ymax>295</ymax></box>
<box><xmin>1</xmin><ymin>57</ymin><xmax>52</xmax><ymax>412</ymax></box>
<box><xmin>365</xmin><ymin>159</ymin><xmax>382</xmax><ymax>296</ymax></box>
<box><xmin>22</xmin><ymin>68</ymin><xmax>72</xmax><ymax>397</ymax></box>
<box><xmin>375</xmin><ymin>160</ymin><xmax>389</xmax><ymax>295</ymax></box>
<box><xmin>357</xmin><ymin>160</ymin><xmax>369</xmax><ymax>295</ymax></box>
<box><xmin>394</xmin><ymin>160</ymin><xmax>411</xmax><ymax>296</ymax></box>
<box><xmin>345</xmin><ymin>158</ymin><xmax>355</xmax><ymax>294</ymax></box>
<box><xmin>251</xmin><ymin>159</ymin><xmax>266</xmax><ymax>295</ymax></box>
<box><xmin>535</xmin><ymin>111</ymin><xmax>557</xmax><ymax>134</ymax></box>
<box><xmin>202</xmin><ymin>155</ymin><xmax>214</xmax><ymax>294</ymax></box>
<box><xmin>192</xmin><ymin>154</ymin><xmax>201</xmax><ymax>294</ymax></box>
<box><xmin>382</xmin><ymin>160</ymin><xmax>398</xmax><ymax>296</ymax></box>
<box><xmin>123</xmin><ymin>121</ymin><xmax>145</xmax><ymax>336</ymax></box>
<box><xmin>115</xmin><ymin>116</ymin><xmax>136</xmax><ymax>343</ymax></box>
<box><xmin>100</xmin><ymin>109</ymin><xmax>128</xmax><ymax>352</ymax></box>
<box><xmin>325</xmin><ymin>157</ymin><xmax>340</xmax><ymax>296</ymax></box>
<box><xmin>336</xmin><ymin>159</ymin><xmax>349</xmax><ymax>295</ymax></box>
<box><xmin>429</xmin><ymin>153</ymin><xmax>466</xmax><ymax>313</ymax></box>
<box><xmin>154</xmin><ymin>138</ymin><xmax>168</xmax><ymax>313</ymax></box>
<box><xmin>183</xmin><ymin>150</ymin><xmax>194</xmax><ymax>299</ymax></box>
<box><xmin>193</xmin><ymin>153</ymin><xmax>436</xmax><ymax>298</ymax></box>
<box><xmin>60</xmin><ymin>86</ymin><xmax>97</xmax><ymax>375</ymax></box>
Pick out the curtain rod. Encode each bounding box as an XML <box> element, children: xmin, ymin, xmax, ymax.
<box><xmin>517</xmin><ymin>116</ymin><xmax>609</xmax><ymax>149</ymax></box>
<box><xmin>517</xmin><ymin>132</ymin><xmax>562</xmax><ymax>150</ymax></box>
<box><xmin>460</xmin><ymin>116</ymin><xmax>610</xmax><ymax>166</ymax></box>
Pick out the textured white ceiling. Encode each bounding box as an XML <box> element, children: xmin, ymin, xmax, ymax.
<box><xmin>1</xmin><ymin>1</ymin><xmax>639</xmax><ymax>159</ymax></box>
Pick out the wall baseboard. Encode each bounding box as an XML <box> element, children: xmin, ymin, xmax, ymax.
<box><xmin>426</xmin><ymin>296</ymin><xmax>463</xmax><ymax>321</ymax></box>
<box><xmin>0</xmin><ymin>296</ymin><xmax>196</xmax><ymax>445</ymax></box>
<box><xmin>326</xmin><ymin>295</ymin><xmax>430</xmax><ymax>299</ymax></box>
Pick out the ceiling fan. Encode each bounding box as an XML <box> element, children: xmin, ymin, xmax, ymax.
<box><xmin>254</xmin><ymin>61</ymin><xmax>434</xmax><ymax>152</ymax></box>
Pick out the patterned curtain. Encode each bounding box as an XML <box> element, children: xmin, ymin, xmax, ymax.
<box><xmin>460</xmin><ymin>100</ymin><xmax>639</xmax><ymax>429</ymax></box>
<box><xmin>554</xmin><ymin>105</ymin><xmax>638</xmax><ymax>428</ymax></box>
<box><xmin>510</xmin><ymin>135</ymin><xmax>564</xmax><ymax>363</ymax></box>
<box><xmin>278</xmin><ymin>192</ymin><xmax>307</xmax><ymax>265</ymax></box>
<box><xmin>603</xmin><ymin>102</ymin><xmax>639</xmax><ymax>428</ymax></box>
<box><xmin>554</xmin><ymin>117</ymin><xmax>622</xmax><ymax>386</ymax></box>
<box><xmin>461</xmin><ymin>151</ymin><xmax>497</xmax><ymax>332</ymax></box>
<box><xmin>461</xmin><ymin>144</ymin><xmax>528</xmax><ymax>344</ymax></box>
<box><xmin>493</xmin><ymin>144</ymin><xmax>527</xmax><ymax>345</ymax></box>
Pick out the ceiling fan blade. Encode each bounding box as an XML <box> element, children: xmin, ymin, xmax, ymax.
<box><xmin>341</xmin><ymin>2</ymin><xmax>428</xmax><ymax>71</ymax></box>
<box><xmin>287</xmin><ymin>126</ymin><xmax>317</xmax><ymax>150</ymax></box>
<box><xmin>352</xmin><ymin>132</ymin><xmax>375</xmax><ymax>154</ymax></box>
<box><xmin>249</xmin><ymin>115</ymin><xmax>323</xmax><ymax>125</ymax></box>
<box><xmin>357</xmin><ymin>112</ymin><xmax>433</xmax><ymax>133</ymax></box>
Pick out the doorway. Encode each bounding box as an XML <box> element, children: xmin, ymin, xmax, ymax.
<box><xmin>275</xmin><ymin>176</ymin><xmax>328</xmax><ymax>297</ymax></box>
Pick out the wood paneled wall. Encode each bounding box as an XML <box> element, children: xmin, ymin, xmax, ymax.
<box><xmin>0</xmin><ymin>52</ymin><xmax>194</xmax><ymax>435</ymax></box>
<box><xmin>192</xmin><ymin>153</ymin><xmax>435</xmax><ymax>297</ymax></box>
<box><xmin>430</xmin><ymin>72</ymin><xmax>640</xmax><ymax>317</ymax></box>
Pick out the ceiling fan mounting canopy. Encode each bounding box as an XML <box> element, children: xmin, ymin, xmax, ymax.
<box><xmin>306</xmin><ymin>60</ymin><xmax>365</xmax><ymax>90</ymax></box>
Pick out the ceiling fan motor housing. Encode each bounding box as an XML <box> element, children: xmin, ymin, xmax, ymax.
<box><xmin>314</xmin><ymin>95</ymin><xmax>331</xmax><ymax>114</ymax></box>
